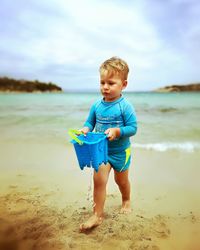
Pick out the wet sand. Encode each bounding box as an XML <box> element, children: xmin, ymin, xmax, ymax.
<box><xmin>0</xmin><ymin>144</ymin><xmax>200</xmax><ymax>250</ymax></box>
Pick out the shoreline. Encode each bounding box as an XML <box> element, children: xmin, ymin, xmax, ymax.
<box><xmin>0</xmin><ymin>90</ymin><xmax>63</xmax><ymax>94</ymax></box>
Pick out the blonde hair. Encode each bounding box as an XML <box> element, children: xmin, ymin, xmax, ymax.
<box><xmin>99</xmin><ymin>57</ymin><xmax>129</xmax><ymax>80</ymax></box>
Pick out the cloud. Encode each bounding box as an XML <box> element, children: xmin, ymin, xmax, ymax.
<box><xmin>0</xmin><ymin>0</ymin><xmax>200</xmax><ymax>91</ymax></box>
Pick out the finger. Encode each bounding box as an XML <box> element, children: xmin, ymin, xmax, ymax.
<box><xmin>104</xmin><ymin>129</ymin><xmax>110</xmax><ymax>135</ymax></box>
<box><xmin>108</xmin><ymin>136</ymin><xmax>114</xmax><ymax>141</ymax></box>
<box><xmin>108</xmin><ymin>131</ymin><xmax>113</xmax><ymax>138</ymax></box>
<box><xmin>78</xmin><ymin>129</ymin><xmax>86</xmax><ymax>136</ymax></box>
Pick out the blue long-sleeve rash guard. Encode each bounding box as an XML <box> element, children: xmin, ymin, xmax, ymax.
<box><xmin>84</xmin><ymin>96</ymin><xmax>137</xmax><ymax>153</ymax></box>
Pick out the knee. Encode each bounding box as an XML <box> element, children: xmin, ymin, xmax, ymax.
<box><xmin>115</xmin><ymin>176</ymin><xmax>129</xmax><ymax>188</ymax></box>
<box><xmin>94</xmin><ymin>175</ymin><xmax>107</xmax><ymax>188</ymax></box>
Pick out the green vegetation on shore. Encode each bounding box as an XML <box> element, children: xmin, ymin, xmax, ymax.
<box><xmin>0</xmin><ymin>77</ymin><xmax>62</xmax><ymax>93</ymax></box>
<box><xmin>155</xmin><ymin>83</ymin><xmax>200</xmax><ymax>92</ymax></box>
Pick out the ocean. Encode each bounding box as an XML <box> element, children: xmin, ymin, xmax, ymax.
<box><xmin>0</xmin><ymin>92</ymin><xmax>200</xmax><ymax>153</ymax></box>
<box><xmin>1</xmin><ymin>92</ymin><xmax>200</xmax><ymax>250</ymax></box>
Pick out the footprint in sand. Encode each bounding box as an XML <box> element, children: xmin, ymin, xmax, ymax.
<box><xmin>190</xmin><ymin>211</ymin><xmax>198</xmax><ymax>223</ymax></box>
<box><xmin>107</xmin><ymin>194</ymin><xmax>116</xmax><ymax>198</ymax></box>
<box><xmin>31</xmin><ymin>187</ymin><xmax>40</xmax><ymax>191</ymax></box>
<box><xmin>17</xmin><ymin>174</ymin><xmax>25</xmax><ymax>177</ymax></box>
<box><xmin>155</xmin><ymin>222</ymin><xmax>170</xmax><ymax>239</ymax></box>
<box><xmin>9</xmin><ymin>185</ymin><xmax>18</xmax><ymax>189</ymax></box>
<box><xmin>153</xmin><ymin>215</ymin><xmax>170</xmax><ymax>239</ymax></box>
<box><xmin>134</xmin><ymin>241</ymin><xmax>160</xmax><ymax>250</ymax></box>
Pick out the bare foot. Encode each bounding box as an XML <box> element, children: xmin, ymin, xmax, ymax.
<box><xmin>79</xmin><ymin>214</ymin><xmax>102</xmax><ymax>232</ymax></box>
<box><xmin>120</xmin><ymin>200</ymin><xmax>131</xmax><ymax>214</ymax></box>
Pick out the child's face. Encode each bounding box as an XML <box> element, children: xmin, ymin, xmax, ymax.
<box><xmin>100</xmin><ymin>70</ymin><xmax>127</xmax><ymax>102</ymax></box>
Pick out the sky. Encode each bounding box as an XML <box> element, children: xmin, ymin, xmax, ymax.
<box><xmin>0</xmin><ymin>0</ymin><xmax>200</xmax><ymax>91</ymax></box>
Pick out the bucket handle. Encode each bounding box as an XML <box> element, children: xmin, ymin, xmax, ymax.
<box><xmin>68</xmin><ymin>129</ymin><xmax>84</xmax><ymax>145</ymax></box>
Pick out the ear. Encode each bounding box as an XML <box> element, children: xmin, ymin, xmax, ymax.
<box><xmin>122</xmin><ymin>80</ymin><xmax>128</xmax><ymax>89</ymax></box>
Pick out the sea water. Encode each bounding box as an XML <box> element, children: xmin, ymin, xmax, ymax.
<box><xmin>0</xmin><ymin>92</ymin><xmax>200</xmax><ymax>153</ymax></box>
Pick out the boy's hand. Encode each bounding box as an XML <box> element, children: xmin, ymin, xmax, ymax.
<box><xmin>105</xmin><ymin>128</ymin><xmax>120</xmax><ymax>141</ymax></box>
<box><xmin>78</xmin><ymin>127</ymin><xmax>90</xmax><ymax>135</ymax></box>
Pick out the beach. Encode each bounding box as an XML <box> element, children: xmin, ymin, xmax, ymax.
<box><xmin>0</xmin><ymin>142</ymin><xmax>200</xmax><ymax>250</ymax></box>
<box><xmin>0</xmin><ymin>92</ymin><xmax>200</xmax><ymax>250</ymax></box>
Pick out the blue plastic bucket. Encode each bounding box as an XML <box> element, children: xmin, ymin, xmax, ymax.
<box><xmin>68</xmin><ymin>130</ymin><xmax>108</xmax><ymax>172</ymax></box>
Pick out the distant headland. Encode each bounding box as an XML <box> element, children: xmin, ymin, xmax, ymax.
<box><xmin>0</xmin><ymin>77</ymin><xmax>62</xmax><ymax>93</ymax></box>
<box><xmin>155</xmin><ymin>83</ymin><xmax>200</xmax><ymax>92</ymax></box>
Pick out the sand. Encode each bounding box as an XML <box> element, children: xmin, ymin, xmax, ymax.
<box><xmin>0</xmin><ymin>144</ymin><xmax>200</xmax><ymax>250</ymax></box>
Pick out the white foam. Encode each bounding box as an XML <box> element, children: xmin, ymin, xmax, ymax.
<box><xmin>133</xmin><ymin>142</ymin><xmax>200</xmax><ymax>152</ymax></box>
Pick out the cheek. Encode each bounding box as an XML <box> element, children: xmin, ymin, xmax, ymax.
<box><xmin>113</xmin><ymin>86</ymin><xmax>121</xmax><ymax>92</ymax></box>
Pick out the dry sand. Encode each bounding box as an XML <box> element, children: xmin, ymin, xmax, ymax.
<box><xmin>0</xmin><ymin>145</ymin><xmax>200</xmax><ymax>250</ymax></box>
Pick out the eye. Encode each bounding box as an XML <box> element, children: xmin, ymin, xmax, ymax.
<box><xmin>108</xmin><ymin>81</ymin><xmax>115</xmax><ymax>85</ymax></box>
<box><xmin>100</xmin><ymin>81</ymin><xmax>105</xmax><ymax>85</ymax></box>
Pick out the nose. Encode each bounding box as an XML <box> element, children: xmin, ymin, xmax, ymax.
<box><xmin>103</xmin><ymin>83</ymin><xmax>109</xmax><ymax>90</ymax></box>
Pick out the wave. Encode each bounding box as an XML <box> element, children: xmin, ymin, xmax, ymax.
<box><xmin>133</xmin><ymin>142</ymin><xmax>200</xmax><ymax>152</ymax></box>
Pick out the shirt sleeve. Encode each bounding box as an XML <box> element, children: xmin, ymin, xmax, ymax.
<box><xmin>119</xmin><ymin>102</ymin><xmax>137</xmax><ymax>137</ymax></box>
<box><xmin>83</xmin><ymin>103</ymin><xmax>96</xmax><ymax>131</ymax></box>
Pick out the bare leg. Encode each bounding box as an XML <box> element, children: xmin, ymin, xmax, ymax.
<box><xmin>114</xmin><ymin>169</ymin><xmax>131</xmax><ymax>213</ymax></box>
<box><xmin>80</xmin><ymin>163</ymin><xmax>111</xmax><ymax>231</ymax></box>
